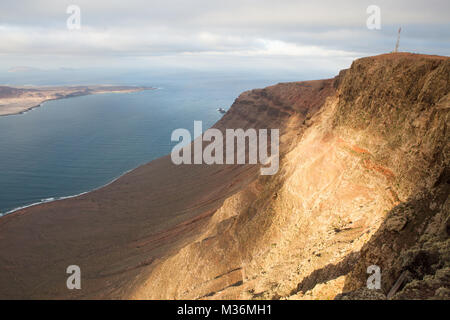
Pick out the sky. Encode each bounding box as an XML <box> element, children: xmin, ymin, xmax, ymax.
<box><xmin>0</xmin><ymin>0</ymin><xmax>449</xmax><ymax>77</ymax></box>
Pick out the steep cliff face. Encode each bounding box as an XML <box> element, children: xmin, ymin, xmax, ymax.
<box><xmin>132</xmin><ymin>53</ymin><xmax>449</xmax><ymax>300</ymax></box>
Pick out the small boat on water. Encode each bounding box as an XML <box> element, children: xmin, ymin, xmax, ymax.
<box><xmin>217</xmin><ymin>107</ymin><xmax>226</xmax><ymax>114</ymax></box>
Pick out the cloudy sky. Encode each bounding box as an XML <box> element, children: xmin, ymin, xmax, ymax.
<box><xmin>0</xmin><ymin>0</ymin><xmax>449</xmax><ymax>74</ymax></box>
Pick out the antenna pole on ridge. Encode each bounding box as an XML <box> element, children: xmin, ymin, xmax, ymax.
<box><xmin>394</xmin><ymin>27</ymin><xmax>401</xmax><ymax>53</ymax></box>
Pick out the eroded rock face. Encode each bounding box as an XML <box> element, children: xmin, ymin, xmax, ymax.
<box><xmin>132</xmin><ymin>53</ymin><xmax>449</xmax><ymax>300</ymax></box>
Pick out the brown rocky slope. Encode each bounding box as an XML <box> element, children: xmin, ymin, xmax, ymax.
<box><xmin>132</xmin><ymin>53</ymin><xmax>449</xmax><ymax>300</ymax></box>
<box><xmin>0</xmin><ymin>53</ymin><xmax>448</xmax><ymax>299</ymax></box>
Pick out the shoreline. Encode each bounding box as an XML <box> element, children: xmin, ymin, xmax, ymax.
<box><xmin>0</xmin><ymin>167</ymin><xmax>137</xmax><ymax>217</ymax></box>
<box><xmin>0</xmin><ymin>85</ymin><xmax>155</xmax><ymax>116</ymax></box>
<box><xmin>0</xmin><ymin>86</ymin><xmax>158</xmax><ymax>216</ymax></box>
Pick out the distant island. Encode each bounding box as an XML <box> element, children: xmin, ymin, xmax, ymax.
<box><xmin>0</xmin><ymin>85</ymin><xmax>154</xmax><ymax>116</ymax></box>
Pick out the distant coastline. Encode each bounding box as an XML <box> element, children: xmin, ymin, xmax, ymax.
<box><xmin>0</xmin><ymin>85</ymin><xmax>155</xmax><ymax>116</ymax></box>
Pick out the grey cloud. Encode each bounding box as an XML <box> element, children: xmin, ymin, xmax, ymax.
<box><xmin>0</xmin><ymin>0</ymin><xmax>448</xmax><ymax>71</ymax></box>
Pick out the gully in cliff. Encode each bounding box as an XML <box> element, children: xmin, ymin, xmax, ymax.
<box><xmin>171</xmin><ymin>120</ymin><xmax>279</xmax><ymax>175</ymax></box>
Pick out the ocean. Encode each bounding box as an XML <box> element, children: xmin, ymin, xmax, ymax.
<box><xmin>0</xmin><ymin>71</ymin><xmax>310</xmax><ymax>215</ymax></box>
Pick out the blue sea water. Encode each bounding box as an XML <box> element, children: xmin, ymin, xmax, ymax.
<box><xmin>0</xmin><ymin>71</ymin><xmax>307</xmax><ymax>215</ymax></box>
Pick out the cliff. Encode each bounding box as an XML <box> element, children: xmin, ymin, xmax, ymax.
<box><xmin>133</xmin><ymin>53</ymin><xmax>449</xmax><ymax>300</ymax></box>
<box><xmin>0</xmin><ymin>53</ymin><xmax>448</xmax><ymax>299</ymax></box>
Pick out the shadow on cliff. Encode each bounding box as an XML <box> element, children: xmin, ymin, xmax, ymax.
<box><xmin>291</xmin><ymin>167</ymin><xmax>449</xmax><ymax>299</ymax></box>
